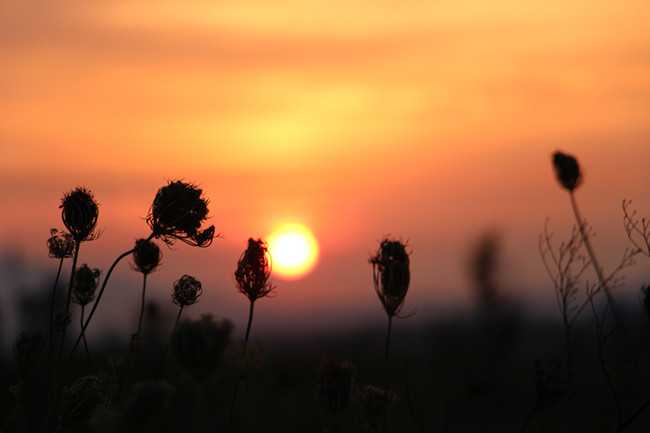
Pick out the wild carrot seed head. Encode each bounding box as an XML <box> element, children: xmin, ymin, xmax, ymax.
<box><xmin>369</xmin><ymin>239</ymin><xmax>410</xmax><ymax>317</ymax></box>
<box><xmin>235</xmin><ymin>238</ymin><xmax>275</xmax><ymax>302</ymax></box>
<box><xmin>131</xmin><ymin>238</ymin><xmax>162</xmax><ymax>275</ymax></box>
<box><xmin>147</xmin><ymin>180</ymin><xmax>216</xmax><ymax>247</ymax></box>
<box><xmin>171</xmin><ymin>274</ymin><xmax>203</xmax><ymax>307</ymax></box>
<box><xmin>46</xmin><ymin>228</ymin><xmax>75</xmax><ymax>259</ymax></box>
<box><xmin>71</xmin><ymin>264</ymin><xmax>101</xmax><ymax>307</ymax></box>
<box><xmin>552</xmin><ymin>151</ymin><xmax>582</xmax><ymax>192</ymax></box>
<box><xmin>60</xmin><ymin>187</ymin><xmax>99</xmax><ymax>243</ymax></box>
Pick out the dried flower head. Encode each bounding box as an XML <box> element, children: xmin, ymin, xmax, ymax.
<box><xmin>235</xmin><ymin>238</ymin><xmax>275</xmax><ymax>302</ymax></box>
<box><xmin>54</xmin><ymin>309</ymin><xmax>72</xmax><ymax>332</ymax></box>
<box><xmin>369</xmin><ymin>239</ymin><xmax>410</xmax><ymax>317</ymax></box>
<box><xmin>552</xmin><ymin>151</ymin><xmax>582</xmax><ymax>192</ymax></box>
<box><xmin>171</xmin><ymin>274</ymin><xmax>203</xmax><ymax>307</ymax></box>
<box><xmin>131</xmin><ymin>239</ymin><xmax>162</xmax><ymax>275</ymax></box>
<box><xmin>60</xmin><ymin>187</ymin><xmax>99</xmax><ymax>243</ymax></box>
<box><xmin>147</xmin><ymin>180</ymin><xmax>216</xmax><ymax>247</ymax></box>
<box><xmin>171</xmin><ymin>315</ymin><xmax>233</xmax><ymax>381</ymax></box>
<box><xmin>14</xmin><ymin>332</ymin><xmax>44</xmax><ymax>379</ymax></box>
<box><xmin>317</xmin><ymin>357</ymin><xmax>358</xmax><ymax>415</ymax></box>
<box><xmin>46</xmin><ymin>228</ymin><xmax>75</xmax><ymax>259</ymax></box>
<box><xmin>72</xmin><ymin>264</ymin><xmax>101</xmax><ymax>307</ymax></box>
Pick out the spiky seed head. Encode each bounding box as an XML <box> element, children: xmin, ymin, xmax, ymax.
<box><xmin>131</xmin><ymin>239</ymin><xmax>162</xmax><ymax>275</ymax></box>
<box><xmin>60</xmin><ymin>187</ymin><xmax>99</xmax><ymax>243</ymax></box>
<box><xmin>316</xmin><ymin>357</ymin><xmax>358</xmax><ymax>415</ymax></box>
<box><xmin>72</xmin><ymin>264</ymin><xmax>101</xmax><ymax>307</ymax></box>
<box><xmin>14</xmin><ymin>332</ymin><xmax>44</xmax><ymax>379</ymax></box>
<box><xmin>235</xmin><ymin>238</ymin><xmax>275</xmax><ymax>302</ymax></box>
<box><xmin>171</xmin><ymin>274</ymin><xmax>203</xmax><ymax>307</ymax></box>
<box><xmin>46</xmin><ymin>228</ymin><xmax>75</xmax><ymax>259</ymax></box>
<box><xmin>552</xmin><ymin>151</ymin><xmax>582</xmax><ymax>192</ymax></box>
<box><xmin>369</xmin><ymin>239</ymin><xmax>410</xmax><ymax>317</ymax></box>
<box><xmin>147</xmin><ymin>180</ymin><xmax>216</xmax><ymax>247</ymax></box>
<box><xmin>171</xmin><ymin>315</ymin><xmax>233</xmax><ymax>381</ymax></box>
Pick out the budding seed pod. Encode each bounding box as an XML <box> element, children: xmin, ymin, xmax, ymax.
<box><xmin>552</xmin><ymin>151</ymin><xmax>582</xmax><ymax>192</ymax></box>
<box><xmin>171</xmin><ymin>275</ymin><xmax>203</xmax><ymax>307</ymax></box>
<box><xmin>54</xmin><ymin>310</ymin><xmax>72</xmax><ymax>332</ymax></box>
<box><xmin>147</xmin><ymin>180</ymin><xmax>216</xmax><ymax>247</ymax></box>
<box><xmin>131</xmin><ymin>239</ymin><xmax>162</xmax><ymax>275</ymax></box>
<box><xmin>71</xmin><ymin>264</ymin><xmax>101</xmax><ymax>307</ymax></box>
<box><xmin>369</xmin><ymin>239</ymin><xmax>410</xmax><ymax>317</ymax></box>
<box><xmin>60</xmin><ymin>187</ymin><xmax>99</xmax><ymax>243</ymax></box>
<box><xmin>235</xmin><ymin>238</ymin><xmax>274</xmax><ymax>302</ymax></box>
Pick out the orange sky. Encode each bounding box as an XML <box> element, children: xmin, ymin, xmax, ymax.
<box><xmin>1</xmin><ymin>0</ymin><xmax>650</xmax><ymax>337</ymax></box>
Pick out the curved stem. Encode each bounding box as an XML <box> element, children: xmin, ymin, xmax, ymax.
<box><xmin>59</xmin><ymin>233</ymin><xmax>155</xmax><ymax>382</ymax></box>
<box><xmin>155</xmin><ymin>305</ymin><xmax>184</xmax><ymax>379</ymax></box>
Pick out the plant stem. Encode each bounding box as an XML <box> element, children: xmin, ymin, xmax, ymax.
<box><xmin>80</xmin><ymin>305</ymin><xmax>93</xmax><ymax>371</ymax></box>
<box><xmin>155</xmin><ymin>304</ymin><xmax>184</xmax><ymax>379</ymax></box>
<box><xmin>227</xmin><ymin>300</ymin><xmax>256</xmax><ymax>433</ymax></box>
<box><xmin>385</xmin><ymin>315</ymin><xmax>393</xmax><ymax>388</ymax></box>
<box><xmin>49</xmin><ymin>257</ymin><xmax>65</xmax><ymax>355</ymax></box>
<box><xmin>120</xmin><ymin>273</ymin><xmax>148</xmax><ymax>409</ymax></box>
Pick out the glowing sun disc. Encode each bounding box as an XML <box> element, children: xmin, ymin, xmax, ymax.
<box><xmin>267</xmin><ymin>223</ymin><xmax>319</xmax><ymax>280</ymax></box>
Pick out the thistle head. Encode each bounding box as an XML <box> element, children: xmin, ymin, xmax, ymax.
<box><xmin>60</xmin><ymin>187</ymin><xmax>99</xmax><ymax>243</ymax></box>
<box><xmin>72</xmin><ymin>264</ymin><xmax>101</xmax><ymax>307</ymax></box>
<box><xmin>369</xmin><ymin>238</ymin><xmax>410</xmax><ymax>317</ymax></box>
<box><xmin>171</xmin><ymin>315</ymin><xmax>233</xmax><ymax>381</ymax></box>
<box><xmin>131</xmin><ymin>239</ymin><xmax>162</xmax><ymax>275</ymax></box>
<box><xmin>316</xmin><ymin>357</ymin><xmax>358</xmax><ymax>416</ymax></box>
<box><xmin>171</xmin><ymin>274</ymin><xmax>203</xmax><ymax>307</ymax></box>
<box><xmin>235</xmin><ymin>238</ymin><xmax>275</xmax><ymax>302</ymax></box>
<box><xmin>14</xmin><ymin>332</ymin><xmax>44</xmax><ymax>379</ymax></box>
<box><xmin>147</xmin><ymin>180</ymin><xmax>216</xmax><ymax>247</ymax></box>
<box><xmin>552</xmin><ymin>151</ymin><xmax>582</xmax><ymax>192</ymax></box>
<box><xmin>46</xmin><ymin>228</ymin><xmax>75</xmax><ymax>259</ymax></box>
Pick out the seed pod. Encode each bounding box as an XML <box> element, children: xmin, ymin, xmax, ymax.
<box><xmin>552</xmin><ymin>151</ymin><xmax>582</xmax><ymax>192</ymax></box>
<box><xmin>131</xmin><ymin>239</ymin><xmax>162</xmax><ymax>275</ymax></box>
<box><xmin>60</xmin><ymin>187</ymin><xmax>99</xmax><ymax>243</ymax></box>
<box><xmin>72</xmin><ymin>264</ymin><xmax>101</xmax><ymax>307</ymax></box>
<box><xmin>235</xmin><ymin>238</ymin><xmax>274</xmax><ymax>302</ymax></box>
<box><xmin>369</xmin><ymin>239</ymin><xmax>410</xmax><ymax>317</ymax></box>
<box><xmin>171</xmin><ymin>275</ymin><xmax>203</xmax><ymax>307</ymax></box>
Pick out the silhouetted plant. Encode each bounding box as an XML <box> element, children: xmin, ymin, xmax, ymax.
<box><xmin>71</xmin><ymin>264</ymin><xmax>101</xmax><ymax>369</ymax></box>
<box><xmin>360</xmin><ymin>384</ymin><xmax>397</xmax><ymax>431</ymax></box>
<box><xmin>228</xmin><ymin>237</ymin><xmax>275</xmax><ymax>432</ymax></box>
<box><xmin>316</xmin><ymin>357</ymin><xmax>359</xmax><ymax>432</ymax></box>
<box><xmin>369</xmin><ymin>238</ymin><xmax>411</xmax><ymax>388</ymax></box>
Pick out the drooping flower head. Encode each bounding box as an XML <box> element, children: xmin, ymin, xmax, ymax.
<box><xmin>46</xmin><ymin>228</ymin><xmax>75</xmax><ymax>259</ymax></box>
<box><xmin>369</xmin><ymin>239</ymin><xmax>410</xmax><ymax>317</ymax></box>
<box><xmin>171</xmin><ymin>274</ymin><xmax>203</xmax><ymax>307</ymax></box>
<box><xmin>60</xmin><ymin>187</ymin><xmax>99</xmax><ymax>243</ymax></box>
<box><xmin>235</xmin><ymin>238</ymin><xmax>275</xmax><ymax>302</ymax></box>
<box><xmin>552</xmin><ymin>151</ymin><xmax>582</xmax><ymax>192</ymax></box>
<box><xmin>147</xmin><ymin>180</ymin><xmax>216</xmax><ymax>247</ymax></box>
<box><xmin>131</xmin><ymin>238</ymin><xmax>162</xmax><ymax>275</ymax></box>
<box><xmin>71</xmin><ymin>264</ymin><xmax>101</xmax><ymax>307</ymax></box>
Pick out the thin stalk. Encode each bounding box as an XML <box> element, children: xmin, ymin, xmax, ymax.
<box><xmin>227</xmin><ymin>300</ymin><xmax>256</xmax><ymax>433</ymax></box>
<box><xmin>80</xmin><ymin>305</ymin><xmax>94</xmax><ymax>371</ymax></box>
<box><xmin>59</xmin><ymin>233</ymin><xmax>155</xmax><ymax>381</ymax></box>
<box><xmin>120</xmin><ymin>273</ymin><xmax>148</xmax><ymax>409</ymax></box>
<box><xmin>57</xmin><ymin>241</ymin><xmax>80</xmax><ymax>369</ymax></box>
<box><xmin>155</xmin><ymin>305</ymin><xmax>184</xmax><ymax>379</ymax></box>
<box><xmin>384</xmin><ymin>315</ymin><xmax>393</xmax><ymax>388</ymax></box>
<box><xmin>49</xmin><ymin>257</ymin><xmax>65</xmax><ymax>354</ymax></box>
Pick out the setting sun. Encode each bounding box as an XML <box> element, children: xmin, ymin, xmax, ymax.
<box><xmin>267</xmin><ymin>223</ymin><xmax>319</xmax><ymax>280</ymax></box>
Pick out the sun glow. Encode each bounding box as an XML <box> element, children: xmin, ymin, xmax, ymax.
<box><xmin>267</xmin><ymin>223</ymin><xmax>319</xmax><ymax>280</ymax></box>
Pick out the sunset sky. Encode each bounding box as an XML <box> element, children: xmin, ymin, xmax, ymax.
<box><xmin>1</xmin><ymin>0</ymin><xmax>649</xmax><ymax>339</ymax></box>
